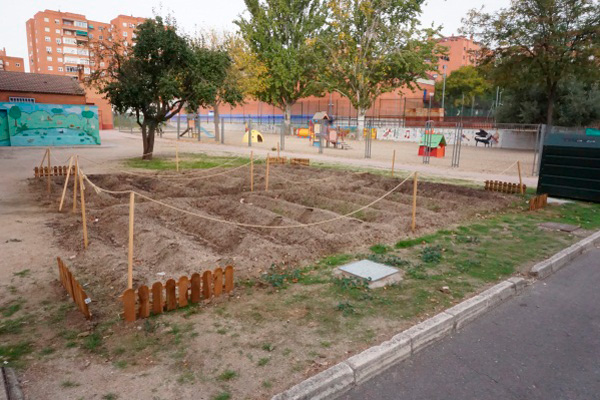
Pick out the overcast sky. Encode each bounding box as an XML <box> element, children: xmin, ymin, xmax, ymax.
<box><xmin>3</xmin><ymin>0</ymin><xmax>510</xmax><ymax>72</ymax></box>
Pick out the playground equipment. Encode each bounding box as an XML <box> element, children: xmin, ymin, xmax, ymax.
<box><xmin>418</xmin><ymin>132</ymin><xmax>446</xmax><ymax>158</ymax></box>
<box><xmin>309</xmin><ymin>112</ymin><xmax>348</xmax><ymax>149</ymax></box>
<box><xmin>242</xmin><ymin>129</ymin><xmax>264</xmax><ymax>143</ymax></box>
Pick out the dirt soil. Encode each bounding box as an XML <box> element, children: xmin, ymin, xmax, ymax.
<box><xmin>39</xmin><ymin>163</ymin><xmax>511</xmax><ymax>306</ymax></box>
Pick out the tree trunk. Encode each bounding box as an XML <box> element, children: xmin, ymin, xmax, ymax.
<box><xmin>141</xmin><ymin>121</ymin><xmax>156</xmax><ymax>160</ymax></box>
<box><xmin>546</xmin><ymin>90</ymin><xmax>555</xmax><ymax>128</ymax></box>
<box><xmin>284</xmin><ymin>104</ymin><xmax>292</xmax><ymax>136</ymax></box>
<box><xmin>213</xmin><ymin>103</ymin><xmax>220</xmax><ymax>142</ymax></box>
<box><xmin>357</xmin><ymin>108</ymin><xmax>367</xmax><ymax>141</ymax></box>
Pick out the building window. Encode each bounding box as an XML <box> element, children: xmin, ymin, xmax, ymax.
<box><xmin>99</xmin><ymin>35</ymin><xmax>103</xmax><ymax>40</ymax></box>
<box><xmin>9</xmin><ymin>97</ymin><xmax>35</xmax><ymax>103</ymax></box>
<box><xmin>122</xmin><ymin>22</ymin><xmax>127</xmax><ymax>27</ymax></box>
<box><xmin>45</xmin><ymin>36</ymin><xmax>51</xmax><ymax>42</ymax></box>
<box><xmin>132</xmin><ymin>33</ymin><xmax>136</xmax><ymax>38</ymax></box>
<box><xmin>44</xmin><ymin>17</ymin><xmax>49</xmax><ymax>22</ymax></box>
<box><xmin>74</xmin><ymin>21</ymin><xmax>87</xmax><ymax>28</ymax></box>
<box><xmin>45</xmin><ymin>27</ymin><xmax>50</xmax><ymax>32</ymax></box>
<box><xmin>100</xmin><ymin>61</ymin><xmax>105</xmax><ymax>67</ymax></box>
<box><xmin>55</xmin><ymin>19</ymin><xmax>60</xmax><ymax>24</ymax></box>
<box><xmin>66</xmin><ymin>65</ymin><xmax>78</xmax><ymax>73</ymax></box>
<box><xmin>55</xmin><ymin>29</ymin><xmax>60</xmax><ymax>34</ymax></box>
<box><xmin>46</xmin><ymin>46</ymin><xmax>52</xmax><ymax>53</ymax></box>
<box><xmin>47</xmin><ymin>56</ymin><xmax>52</xmax><ymax>61</ymax></box>
<box><xmin>123</xmin><ymin>41</ymin><xmax>128</xmax><ymax>46</ymax></box>
<box><xmin>57</xmin><ymin>48</ymin><xmax>62</xmax><ymax>53</ymax></box>
<box><xmin>48</xmin><ymin>66</ymin><xmax>53</xmax><ymax>70</ymax></box>
<box><xmin>89</xmin><ymin>33</ymin><xmax>93</xmax><ymax>39</ymax></box>
<box><xmin>58</xmin><ymin>66</ymin><xmax>63</xmax><ymax>72</ymax></box>
<box><xmin>5</xmin><ymin>61</ymin><xmax>9</xmax><ymax>66</ymax></box>
<box><xmin>123</xmin><ymin>31</ymin><xmax>127</xmax><ymax>37</ymax></box>
<box><xmin>58</xmin><ymin>57</ymin><xmax>63</xmax><ymax>62</ymax></box>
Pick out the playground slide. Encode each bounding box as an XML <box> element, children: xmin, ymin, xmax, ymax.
<box><xmin>200</xmin><ymin>126</ymin><xmax>215</xmax><ymax>138</ymax></box>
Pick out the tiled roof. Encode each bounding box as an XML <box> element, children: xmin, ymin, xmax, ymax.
<box><xmin>0</xmin><ymin>70</ymin><xmax>85</xmax><ymax>96</ymax></box>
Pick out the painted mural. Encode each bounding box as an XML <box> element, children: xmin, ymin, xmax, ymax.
<box><xmin>0</xmin><ymin>102</ymin><xmax>101</xmax><ymax>147</ymax></box>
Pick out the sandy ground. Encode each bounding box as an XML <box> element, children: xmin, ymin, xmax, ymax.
<box><xmin>0</xmin><ymin>130</ymin><xmax>533</xmax><ymax>400</ymax></box>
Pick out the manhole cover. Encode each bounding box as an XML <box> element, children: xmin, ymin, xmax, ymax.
<box><xmin>334</xmin><ymin>259</ymin><xmax>403</xmax><ymax>289</ymax></box>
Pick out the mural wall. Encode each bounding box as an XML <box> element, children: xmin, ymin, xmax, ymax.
<box><xmin>0</xmin><ymin>102</ymin><xmax>101</xmax><ymax>147</ymax></box>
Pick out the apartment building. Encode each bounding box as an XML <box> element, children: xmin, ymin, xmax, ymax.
<box><xmin>434</xmin><ymin>35</ymin><xmax>481</xmax><ymax>80</ymax></box>
<box><xmin>0</xmin><ymin>48</ymin><xmax>25</xmax><ymax>72</ymax></box>
<box><xmin>26</xmin><ymin>10</ymin><xmax>145</xmax><ymax>77</ymax></box>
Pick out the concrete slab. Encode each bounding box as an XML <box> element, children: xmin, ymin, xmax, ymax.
<box><xmin>335</xmin><ymin>260</ymin><xmax>403</xmax><ymax>289</ymax></box>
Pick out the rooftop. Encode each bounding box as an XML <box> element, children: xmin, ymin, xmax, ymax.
<box><xmin>0</xmin><ymin>71</ymin><xmax>85</xmax><ymax>96</ymax></box>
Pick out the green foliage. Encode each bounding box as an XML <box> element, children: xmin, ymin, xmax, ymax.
<box><xmin>1</xmin><ymin>301</ymin><xmax>22</xmax><ymax>317</ymax></box>
<box><xmin>435</xmin><ymin>66</ymin><xmax>492</xmax><ymax>107</ymax></box>
<box><xmin>217</xmin><ymin>369</ymin><xmax>238</xmax><ymax>381</ymax></box>
<box><xmin>463</xmin><ymin>0</ymin><xmax>600</xmax><ymax>125</ymax></box>
<box><xmin>369</xmin><ymin>244</ymin><xmax>389</xmax><ymax>254</ymax></box>
<box><xmin>332</xmin><ymin>275</ymin><xmax>370</xmax><ymax>291</ymax></box>
<box><xmin>257</xmin><ymin>357</ymin><xmax>270</xmax><ymax>366</ymax></box>
<box><xmin>406</xmin><ymin>265</ymin><xmax>428</xmax><ymax>280</ymax></box>
<box><xmin>0</xmin><ymin>341</ymin><xmax>32</xmax><ymax>366</ymax></box>
<box><xmin>336</xmin><ymin>301</ymin><xmax>356</xmax><ymax>316</ymax></box>
<box><xmin>367</xmin><ymin>253</ymin><xmax>410</xmax><ymax>267</ymax></box>
<box><xmin>261</xmin><ymin>264</ymin><xmax>302</xmax><ymax>288</ymax></box>
<box><xmin>235</xmin><ymin>0</ymin><xmax>327</xmax><ymax>122</ymax></box>
<box><xmin>421</xmin><ymin>245</ymin><xmax>442</xmax><ymax>264</ymax></box>
<box><xmin>212</xmin><ymin>393</ymin><xmax>231</xmax><ymax>400</ymax></box>
<box><xmin>8</xmin><ymin>106</ymin><xmax>21</xmax><ymax>126</ymax></box>
<box><xmin>83</xmin><ymin>332</ymin><xmax>102</xmax><ymax>352</ymax></box>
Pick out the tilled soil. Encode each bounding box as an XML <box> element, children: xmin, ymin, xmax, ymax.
<box><xmin>36</xmin><ymin>164</ymin><xmax>512</xmax><ymax>317</ymax></box>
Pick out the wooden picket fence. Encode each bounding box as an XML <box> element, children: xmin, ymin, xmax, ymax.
<box><xmin>268</xmin><ymin>156</ymin><xmax>287</xmax><ymax>165</ymax></box>
<box><xmin>56</xmin><ymin>257</ymin><xmax>92</xmax><ymax>319</ymax></box>
<box><xmin>529</xmin><ymin>194</ymin><xmax>548</xmax><ymax>211</ymax></box>
<box><xmin>122</xmin><ymin>266</ymin><xmax>234</xmax><ymax>322</ymax></box>
<box><xmin>34</xmin><ymin>165</ymin><xmax>75</xmax><ymax>178</ymax></box>
<box><xmin>290</xmin><ymin>158</ymin><xmax>310</xmax><ymax>166</ymax></box>
<box><xmin>484</xmin><ymin>180</ymin><xmax>526</xmax><ymax>194</ymax></box>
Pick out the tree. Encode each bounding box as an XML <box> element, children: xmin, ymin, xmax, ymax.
<box><xmin>462</xmin><ymin>0</ymin><xmax>600</xmax><ymax>127</ymax></box>
<box><xmin>88</xmin><ymin>17</ymin><xmax>228</xmax><ymax>159</ymax></box>
<box><xmin>8</xmin><ymin>106</ymin><xmax>21</xmax><ymax>127</ymax></box>
<box><xmin>81</xmin><ymin>109</ymin><xmax>95</xmax><ymax>129</ymax></box>
<box><xmin>434</xmin><ymin>66</ymin><xmax>492</xmax><ymax>108</ymax></box>
<box><xmin>236</xmin><ymin>0</ymin><xmax>327</xmax><ymax>133</ymax></box>
<box><xmin>497</xmin><ymin>76</ymin><xmax>600</xmax><ymax>126</ymax></box>
<box><xmin>193</xmin><ymin>31</ymin><xmax>244</xmax><ymax>141</ymax></box>
<box><xmin>323</xmin><ymin>0</ymin><xmax>441</xmax><ymax>138</ymax></box>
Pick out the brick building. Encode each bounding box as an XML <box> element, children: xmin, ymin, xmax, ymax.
<box><xmin>434</xmin><ymin>35</ymin><xmax>481</xmax><ymax>80</ymax></box>
<box><xmin>0</xmin><ymin>48</ymin><xmax>25</xmax><ymax>72</ymax></box>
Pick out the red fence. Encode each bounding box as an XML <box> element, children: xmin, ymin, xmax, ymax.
<box><xmin>57</xmin><ymin>257</ymin><xmax>92</xmax><ymax>319</ymax></box>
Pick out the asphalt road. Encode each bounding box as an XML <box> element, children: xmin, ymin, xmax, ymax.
<box><xmin>344</xmin><ymin>248</ymin><xmax>600</xmax><ymax>400</ymax></box>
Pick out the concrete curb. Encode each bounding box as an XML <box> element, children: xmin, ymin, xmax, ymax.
<box><xmin>272</xmin><ymin>231</ymin><xmax>600</xmax><ymax>400</ymax></box>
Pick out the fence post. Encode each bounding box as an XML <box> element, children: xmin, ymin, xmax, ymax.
<box><xmin>391</xmin><ymin>150</ymin><xmax>396</xmax><ymax>177</ymax></box>
<box><xmin>128</xmin><ymin>192</ymin><xmax>135</xmax><ymax>289</ymax></box>
<box><xmin>534</xmin><ymin>124</ymin><xmax>546</xmax><ymax>176</ymax></box>
<box><xmin>411</xmin><ymin>172</ymin><xmax>418</xmax><ymax>232</ymax></box>
<box><xmin>265</xmin><ymin>153</ymin><xmax>270</xmax><ymax>191</ymax></box>
<box><xmin>175</xmin><ymin>142</ymin><xmax>180</xmax><ymax>173</ymax></box>
<box><xmin>72</xmin><ymin>156</ymin><xmax>79</xmax><ymax>213</ymax></box>
<box><xmin>59</xmin><ymin>156</ymin><xmax>74</xmax><ymax>211</ymax></box>
<box><xmin>220</xmin><ymin>117</ymin><xmax>225</xmax><ymax>144</ymax></box>
<box><xmin>176</xmin><ymin>114</ymin><xmax>180</xmax><ymax>140</ymax></box>
<box><xmin>250</xmin><ymin>151</ymin><xmax>254</xmax><ymax>192</ymax></box>
<box><xmin>78</xmin><ymin>168</ymin><xmax>88</xmax><ymax>249</ymax></box>
<box><xmin>247</xmin><ymin>121</ymin><xmax>252</xmax><ymax>147</ymax></box>
<box><xmin>517</xmin><ymin>161</ymin><xmax>524</xmax><ymax>194</ymax></box>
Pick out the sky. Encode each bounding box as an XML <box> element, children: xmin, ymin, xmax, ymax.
<box><xmin>3</xmin><ymin>0</ymin><xmax>510</xmax><ymax>72</ymax></box>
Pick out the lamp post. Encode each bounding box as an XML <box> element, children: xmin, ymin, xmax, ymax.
<box><xmin>441</xmin><ymin>65</ymin><xmax>447</xmax><ymax>113</ymax></box>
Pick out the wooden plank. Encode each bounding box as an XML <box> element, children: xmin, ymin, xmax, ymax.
<box><xmin>202</xmin><ymin>271</ymin><xmax>212</xmax><ymax>299</ymax></box>
<box><xmin>224</xmin><ymin>266</ymin><xmax>234</xmax><ymax>293</ymax></box>
<box><xmin>39</xmin><ymin>148</ymin><xmax>48</xmax><ymax>171</ymax></box>
<box><xmin>122</xmin><ymin>288</ymin><xmax>136</xmax><ymax>322</ymax></box>
<box><xmin>177</xmin><ymin>276</ymin><xmax>190</xmax><ymax>307</ymax></box>
<box><xmin>47</xmin><ymin>148</ymin><xmax>51</xmax><ymax>194</ymax></box>
<box><xmin>250</xmin><ymin>151</ymin><xmax>254</xmax><ymax>192</ymax></box>
<box><xmin>79</xmin><ymin>285</ymin><xmax>91</xmax><ymax>319</ymax></box>
<box><xmin>72</xmin><ymin>157</ymin><xmax>79</xmax><ymax>213</ymax></box>
<box><xmin>165</xmin><ymin>279</ymin><xmax>177</xmax><ymax>311</ymax></box>
<box><xmin>213</xmin><ymin>268</ymin><xmax>223</xmax><ymax>297</ymax></box>
<box><xmin>290</xmin><ymin>158</ymin><xmax>310</xmax><ymax>166</ymax></box>
<box><xmin>151</xmin><ymin>282</ymin><xmax>163</xmax><ymax>315</ymax></box>
<box><xmin>265</xmin><ymin>153</ymin><xmax>270</xmax><ymax>191</ymax></box>
<box><xmin>391</xmin><ymin>150</ymin><xmax>396</xmax><ymax>177</ymax></box>
<box><xmin>190</xmin><ymin>273</ymin><xmax>201</xmax><ymax>303</ymax></box>
<box><xmin>138</xmin><ymin>285</ymin><xmax>150</xmax><ymax>319</ymax></box>
<box><xmin>34</xmin><ymin>167</ymin><xmax>39</xmax><ymax>178</ymax></box>
<box><xmin>517</xmin><ymin>161</ymin><xmax>524</xmax><ymax>194</ymax></box>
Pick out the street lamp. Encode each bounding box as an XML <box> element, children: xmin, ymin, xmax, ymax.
<box><xmin>441</xmin><ymin>65</ymin><xmax>447</xmax><ymax>114</ymax></box>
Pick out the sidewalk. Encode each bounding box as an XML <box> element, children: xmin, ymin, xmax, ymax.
<box><xmin>343</xmin><ymin>248</ymin><xmax>600</xmax><ymax>400</ymax></box>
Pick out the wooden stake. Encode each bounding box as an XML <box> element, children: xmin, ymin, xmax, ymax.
<box><xmin>39</xmin><ymin>148</ymin><xmax>48</xmax><ymax>171</ymax></box>
<box><xmin>47</xmin><ymin>148</ymin><xmax>52</xmax><ymax>194</ymax></box>
<box><xmin>175</xmin><ymin>142</ymin><xmax>180</xmax><ymax>172</ymax></box>
<box><xmin>517</xmin><ymin>161</ymin><xmax>524</xmax><ymax>195</ymax></box>
<box><xmin>391</xmin><ymin>150</ymin><xmax>396</xmax><ymax>177</ymax></box>
<box><xmin>128</xmin><ymin>192</ymin><xmax>135</xmax><ymax>289</ymax></box>
<box><xmin>59</xmin><ymin>156</ymin><xmax>74</xmax><ymax>211</ymax></box>
<box><xmin>78</xmin><ymin>167</ymin><xmax>88</xmax><ymax>249</ymax></box>
<box><xmin>72</xmin><ymin>156</ymin><xmax>79</xmax><ymax>213</ymax></box>
<box><xmin>411</xmin><ymin>172</ymin><xmax>418</xmax><ymax>232</ymax></box>
<box><xmin>277</xmin><ymin>142</ymin><xmax>280</xmax><ymax>157</ymax></box>
<box><xmin>250</xmin><ymin>151</ymin><xmax>254</xmax><ymax>192</ymax></box>
<box><xmin>265</xmin><ymin>153</ymin><xmax>270</xmax><ymax>191</ymax></box>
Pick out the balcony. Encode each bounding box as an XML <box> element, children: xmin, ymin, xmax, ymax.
<box><xmin>76</xmin><ymin>30</ymin><xmax>88</xmax><ymax>37</ymax></box>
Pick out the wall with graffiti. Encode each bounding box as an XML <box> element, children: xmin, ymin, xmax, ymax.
<box><xmin>0</xmin><ymin>102</ymin><xmax>101</xmax><ymax>147</ymax></box>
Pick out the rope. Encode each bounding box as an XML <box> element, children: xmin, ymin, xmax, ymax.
<box><xmin>82</xmin><ymin>171</ymin><xmax>414</xmax><ymax>230</ymax></box>
<box><xmin>498</xmin><ymin>161</ymin><xmax>518</xmax><ymax>175</ymax></box>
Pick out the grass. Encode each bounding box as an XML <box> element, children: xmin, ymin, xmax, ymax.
<box><xmin>0</xmin><ymin>341</ymin><xmax>32</xmax><ymax>367</ymax></box>
<box><xmin>212</xmin><ymin>393</ymin><xmax>231</xmax><ymax>400</ymax></box>
<box><xmin>1</xmin><ymin>301</ymin><xmax>22</xmax><ymax>317</ymax></box>
<box><xmin>13</xmin><ymin>269</ymin><xmax>30</xmax><ymax>278</ymax></box>
<box><xmin>125</xmin><ymin>153</ymin><xmax>252</xmax><ymax>171</ymax></box>
<box><xmin>257</xmin><ymin>357</ymin><xmax>270</xmax><ymax>366</ymax></box>
<box><xmin>61</xmin><ymin>380</ymin><xmax>80</xmax><ymax>388</ymax></box>
<box><xmin>217</xmin><ymin>369</ymin><xmax>238</xmax><ymax>381</ymax></box>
